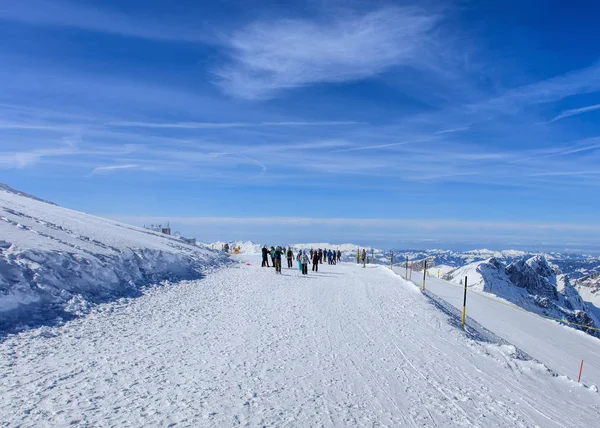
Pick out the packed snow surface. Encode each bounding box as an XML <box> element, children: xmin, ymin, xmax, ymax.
<box><xmin>1</xmin><ymin>255</ymin><xmax>599</xmax><ymax>426</ymax></box>
<box><xmin>0</xmin><ymin>187</ymin><xmax>227</xmax><ymax>333</ymax></box>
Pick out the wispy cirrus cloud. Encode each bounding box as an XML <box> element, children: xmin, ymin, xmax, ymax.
<box><xmin>215</xmin><ymin>6</ymin><xmax>439</xmax><ymax>99</ymax></box>
<box><xmin>550</xmin><ymin>103</ymin><xmax>600</xmax><ymax>122</ymax></box>
<box><xmin>109</xmin><ymin>120</ymin><xmax>360</xmax><ymax>129</ymax></box>
<box><xmin>106</xmin><ymin>215</ymin><xmax>600</xmax><ymax>232</ymax></box>
<box><xmin>479</xmin><ymin>61</ymin><xmax>600</xmax><ymax>112</ymax></box>
<box><xmin>0</xmin><ymin>0</ymin><xmax>208</xmax><ymax>42</ymax></box>
<box><xmin>92</xmin><ymin>164</ymin><xmax>140</xmax><ymax>174</ymax></box>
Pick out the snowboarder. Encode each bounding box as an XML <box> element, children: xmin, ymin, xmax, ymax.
<box><xmin>362</xmin><ymin>249</ymin><xmax>367</xmax><ymax>268</ymax></box>
<box><xmin>286</xmin><ymin>248</ymin><xmax>295</xmax><ymax>268</ymax></box>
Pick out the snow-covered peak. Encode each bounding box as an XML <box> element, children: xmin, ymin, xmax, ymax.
<box><xmin>525</xmin><ymin>254</ymin><xmax>561</xmax><ymax>277</ymax></box>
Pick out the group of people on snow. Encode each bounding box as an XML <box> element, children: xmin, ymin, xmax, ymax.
<box><xmin>261</xmin><ymin>246</ymin><xmax>343</xmax><ymax>275</ymax></box>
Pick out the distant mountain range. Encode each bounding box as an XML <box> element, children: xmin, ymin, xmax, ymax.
<box><xmin>387</xmin><ymin>248</ymin><xmax>600</xmax><ymax>280</ymax></box>
<box><xmin>440</xmin><ymin>255</ymin><xmax>600</xmax><ymax>337</ymax></box>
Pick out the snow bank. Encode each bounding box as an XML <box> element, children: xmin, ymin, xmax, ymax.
<box><xmin>0</xmin><ymin>186</ymin><xmax>229</xmax><ymax>334</ymax></box>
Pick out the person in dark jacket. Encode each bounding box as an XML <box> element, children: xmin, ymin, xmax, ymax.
<box><xmin>337</xmin><ymin>250</ymin><xmax>341</xmax><ymax>263</ymax></box>
<box><xmin>270</xmin><ymin>246</ymin><xmax>276</xmax><ymax>266</ymax></box>
<box><xmin>312</xmin><ymin>250</ymin><xmax>320</xmax><ymax>272</ymax></box>
<box><xmin>261</xmin><ymin>245</ymin><xmax>270</xmax><ymax>267</ymax></box>
<box><xmin>286</xmin><ymin>248</ymin><xmax>295</xmax><ymax>268</ymax></box>
<box><xmin>318</xmin><ymin>248</ymin><xmax>323</xmax><ymax>264</ymax></box>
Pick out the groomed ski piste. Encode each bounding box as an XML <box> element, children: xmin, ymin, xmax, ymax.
<box><xmin>2</xmin><ymin>188</ymin><xmax>600</xmax><ymax>426</ymax></box>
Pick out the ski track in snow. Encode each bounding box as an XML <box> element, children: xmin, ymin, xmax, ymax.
<box><xmin>2</xmin><ymin>255</ymin><xmax>600</xmax><ymax>427</ymax></box>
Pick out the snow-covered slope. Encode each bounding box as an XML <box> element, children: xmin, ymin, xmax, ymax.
<box><xmin>576</xmin><ymin>273</ymin><xmax>600</xmax><ymax>320</ymax></box>
<box><xmin>2</xmin><ymin>255</ymin><xmax>600</xmax><ymax>426</ymax></box>
<box><xmin>0</xmin><ymin>186</ymin><xmax>228</xmax><ymax>334</ymax></box>
<box><xmin>576</xmin><ymin>273</ymin><xmax>600</xmax><ymax>306</ymax></box>
<box><xmin>442</xmin><ymin>256</ymin><xmax>599</xmax><ymax>336</ymax></box>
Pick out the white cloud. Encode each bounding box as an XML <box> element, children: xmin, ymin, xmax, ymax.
<box><xmin>480</xmin><ymin>61</ymin><xmax>600</xmax><ymax>112</ymax></box>
<box><xmin>550</xmin><ymin>103</ymin><xmax>600</xmax><ymax>122</ymax></box>
<box><xmin>107</xmin><ymin>215</ymin><xmax>600</xmax><ymax>233</ymax></box>
<box><xmin>0</xmin><ymin>144</ymin><xmax>79</xmax><ymax>168</ymax></box>
<box><xmin>0</xmin><ymin>0</ymin><xmax>207</xmax><ymax>42</ymax></box>
<box><xmin>215</xmin><ymin>6</ymin><xmax>439</xmax><ymax>99</ymax></box>
<box><xmin>92</xmin><ymin>164</ymin><xmax>140</xmax><ymax>174</ymax></box>
<box><xmin>109</xmin><ymin>121</ymin><xmax>360</xmax><ymax>129</ymax></box>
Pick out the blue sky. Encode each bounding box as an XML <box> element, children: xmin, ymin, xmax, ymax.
<box><xmin>1</xmin><ymin>0</ymin><xmax>600</xmax><ymax>252</ymax></box>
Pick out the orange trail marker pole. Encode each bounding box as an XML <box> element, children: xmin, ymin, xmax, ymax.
<box><xmin>578</xmin><ymin>360</ymin><xmax>584</xmax><ymax>383</ymax></box>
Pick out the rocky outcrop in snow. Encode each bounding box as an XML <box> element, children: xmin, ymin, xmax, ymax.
<box><xmin>443</xmin><ymin>255</ymin><xmax>599</xmax><ymax>337</ymax></box>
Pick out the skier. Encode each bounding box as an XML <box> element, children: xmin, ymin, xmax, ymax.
<box><xmin>312</xmin><ymin>250</ymin><xmax>320</xmax><ymax>272</ymax></box>
<box><xmin>337</xmin><ymin>249</ymin><xmax>341</xmax><ymax>263</ymax></box>
<box><xmin>286</xmin><ymin>247</ymin><xmax>295</xmax><ymax>268</ymax></box>
<box><xmin>327</xmin><ymin>249</ymin><xmax>333</xmax><ymax>265</ymax></box>
<box><xmin>273</xmin><ymin>246</ymin><xmax>282</xmax><ymax>274</ymax></box>
<box><xmin>361</xmin><ymin>249</ymin><xmax>367</xmax><ymax>267</ymax></box>
<box><xmin>356</xmin><ymin>249</ymin><xmax>360</xmax><ymax>264</ymax></box>
<box><xmin>301</xmin><ymin>251</ymin><xmax>310</xmax><ymax>275</ymax></box>
<box><xmin>270</xmin><ymin>246</ymin><xmax>276</xmax><ymax>267</ymax></box>
<box><xmin>318</xmin><ymin>248</ymin><xmax>323</xmax><ymax>264</ymax></box>
<box><xmin>261</xmin><ymin>245</ymin><xmax>270</xmax><ymax>267</ymax></box>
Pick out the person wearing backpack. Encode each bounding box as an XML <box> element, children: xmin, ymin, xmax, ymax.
<box><xmin>273</xmin><ymin>246</ymin><xmax>283</xmax><ymax>274</ymax></box>
<box><xmin>301</xmin><ymin>251</ymin><xmax>310</xmax><ymax>275</ymax></box>
<box><xmin>286</xmin><ymin>247</ymin><xmax>295</xmax><ymax>268</ymax></box>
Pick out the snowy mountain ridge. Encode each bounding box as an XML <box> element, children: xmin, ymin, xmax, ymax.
<box><xmin>442</xmin><ymin>256</ymin><xmax>599</xmax><ymax>337</ymax></box>
<box><xmin>0</xmin><ymin>186</ymin><xmax>227</xmax><ymax>335</ymax></box>
<box><xmin>0</xmin><ymin>183</ymin><xmax>57</xmax><ymax>206</ymax></box>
